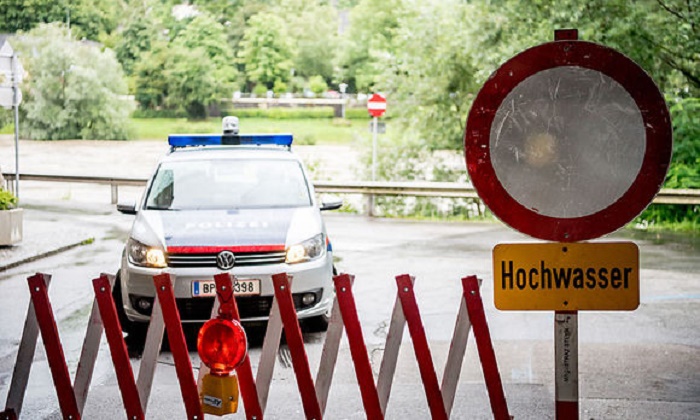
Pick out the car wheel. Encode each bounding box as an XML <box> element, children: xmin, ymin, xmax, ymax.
<box><xmin>304</xmin><ymin>312</ymin><xmax>330</xmax><ymax>333</ymax></box>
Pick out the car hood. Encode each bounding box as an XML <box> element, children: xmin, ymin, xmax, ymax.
<box><xmin>131</xmin><ymin>207</ymin><xmax>323</xmax><ymax>252</ymax></box>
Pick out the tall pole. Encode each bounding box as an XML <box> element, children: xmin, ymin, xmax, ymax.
<box><xmin>371</xmin><ymin>116</ymin><xmax>378</xmax><ymax>181</ymax></box>
<box><xmin>12</xmin><ymin>52</ymin><xmax>19</xmax><ymax>198</ymax></box>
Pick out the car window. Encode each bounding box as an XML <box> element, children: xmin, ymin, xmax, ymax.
<box><xmin>144</xmin><ymin>158</ymin><xmax>312</xmax><ymax>210</ymax></box>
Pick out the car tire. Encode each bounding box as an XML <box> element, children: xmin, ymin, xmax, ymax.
<box><xmin>304</xmin><ymin>313</ymin><xmax>330</xmax><ymax>333</ymax></box>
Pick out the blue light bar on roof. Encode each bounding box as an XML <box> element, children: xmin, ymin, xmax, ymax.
<box><xmin>168</xmin><ymin>133</ymin><xmax>293</xmax><ymax>148</ymax></box>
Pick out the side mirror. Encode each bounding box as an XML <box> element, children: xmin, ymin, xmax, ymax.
<box><xmin>117</xmin><ymin>200</ymin><xmax>137</xmax><ymax>215</ymax></box>
<box><xmin>320</xmin><ymin>199</ymin><xmax>343</xmax><ymax>211</ymax></box>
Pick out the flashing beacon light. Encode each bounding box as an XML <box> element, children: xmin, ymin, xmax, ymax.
<box><xmin>197</xmin><ymin>317</ymin><xmax>247</xmax><ymax>415</ymax></box>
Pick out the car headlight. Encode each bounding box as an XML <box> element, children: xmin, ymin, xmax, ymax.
<box><xmin>127</xmin><ymin>238</ymin><xmax>167</xmax><ymax>268</ymax></box>
<box><xmin>286</xmin><ymin>234</ymin><xmax>325</xmax><ymax>264</ymax></box>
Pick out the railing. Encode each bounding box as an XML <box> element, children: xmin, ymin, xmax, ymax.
<box><xmin>3</xmin><ymin>172</ymin><xmax>700</xmax><ymax>213</ymax></box>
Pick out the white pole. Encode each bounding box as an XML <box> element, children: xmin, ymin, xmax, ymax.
<box><xmin>12</xmin><ymin>52</ymin><xmax>19</xmax><ymax>198</ymax></box>
<box><xmin>372</xmin><ymin>116</ymin><xmax>378</xmax><ymax>181</ymax></box>
<box><xmin>555</xmin><ymin>311</ymin><xmax>579</xmax><ymax>419</ymax></box>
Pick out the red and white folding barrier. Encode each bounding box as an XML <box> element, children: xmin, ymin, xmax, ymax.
<box><xmin>2</xmin><ymin>270</ymin><xmax>510</xmax><ymax>419</ymax></box>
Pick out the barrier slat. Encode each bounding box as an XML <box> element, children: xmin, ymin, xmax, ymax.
<box><xmin>395</xmin><ymin>274</ymin><xmax>448</xmax><ymax>420</ymax></box>
<box><xmin>255</xmin><ymin>281</ymin><xmax>285</xmax><ymax>413</ymax></box>
<box><xmin>73</xmin><ymin>273</ymin><xmax>114</xmax><ymax>414</ymax></box>
<box><xmin>27</xmin><ymin>273</ymin><xmax>82</xmax><ymax>419</ymax></box>
<box><xmin>376</xmin><ymin>276</ymin><xmax>410</xmax><ymax>414</ymax></box>
<box><xmin>153</xmin><ymin>273</ymin><xmax>204</xmax><ymax>420</ymax></box>
<box><xmin>3</xmin><ymin>273</ymin><xmax>51</xmax><ymax>417</ymax></box>
<box><xmin>136</xmin><ymin>293</ymin><xmax>166</xmax><ymax>414</ymax></box>
<box><xmin>213</xmin><ymin>273</ymin><xmax>264</xmax><ymax>420</ymax></box>
<box><xmin>441</xmin><ymin>286</ymin><xmax>472</xmax><ymax>416</ymax></box>
<box><xmin>272</xmin><ymin>273</ymin><xmax>322</xmax><ymax>419</ymax></box>
<box><xmin>462</xmin><ymin>276</ymin><xmax>510</xmax><ymax>420</ymax></box>
<box><xmin>315</xmin><ymin>276</ymin><xmax>348</xmax><ymax>415</ymax></box>
<box><xmin>334</xmin><ymin>274</ymin><xmax>384</xmax><ymax>419</ymax></box>
<box><xmin>93</xmin><ymin>275</ymin><xmax>144</xmax><ymax>419</ymax></box>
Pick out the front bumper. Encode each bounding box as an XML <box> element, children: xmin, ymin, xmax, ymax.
<box><xmin>119</xmin><ymin>252</ymin><xmax>334</xmax><ymax>323</ymax></box>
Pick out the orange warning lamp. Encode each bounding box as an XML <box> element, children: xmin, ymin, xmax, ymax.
<box><xmin>197</xmin><ymin>317</ymin><xmax>247</xmax><ymax>415</ymax></box>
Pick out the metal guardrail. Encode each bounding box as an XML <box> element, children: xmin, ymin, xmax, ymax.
<box><xmin>3</xmin><ymin>172</ymin><xmax>700</xmax><ymax>208</ymax></box>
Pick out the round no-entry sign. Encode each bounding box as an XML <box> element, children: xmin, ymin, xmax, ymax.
<box><xmin>465</xmin><ymin>40</ymin><xmax>672</xmax><ymax>242</ymax></box>
<box><xmin>367</xmin><ymin>93</ymin><xmax>387</xmax><ymax>117</ymax></box>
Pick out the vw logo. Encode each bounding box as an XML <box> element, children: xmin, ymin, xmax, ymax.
<box><xmin>216</xmin><ymin>251</ymin><xmax>236</xmax><ymax>270</ymax></box>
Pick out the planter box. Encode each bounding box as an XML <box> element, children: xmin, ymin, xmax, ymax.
<box><xmin>0</xmin><ymin>208</ymin><xmax>23</xmax><ymax>245</ymax></box>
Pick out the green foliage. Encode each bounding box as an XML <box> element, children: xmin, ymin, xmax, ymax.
<box><xmin>0</xmin><ymin>188</ymin><xmax>18</xmax><ymax>210</ymax></box>
<box><xmin>336</xmin><ymin>0</ymin><xmax>404</xmax><ymax>92</ymax></box>
<box><xmin>113</xmin><ymin>4</ymin><xmax>160</xmax><ymax>76</ymax></box>
<box><xmin>274</xmin><ymin>0</ymin><xmax>338</xmax><ymax>82</ymax></box>
<box><xmin>379</xmin><ymin>0</ymin><xmax>481</xmax><ymax>150</ymax></box>
<box><xmin>308</xmin><ymin>75</ymin><xmax>328</xmax><ymax>96</ymax></box>
<box><xmin>171</xmin><ymin>12</ymin><xmax>238</xmax><ymax>93</ymax></box>
<box><xmin>131</xmin><ymin>108</ymin><xmax>187</xmax><ymax>119</ymax></box>
<box><xmin>163</xmin><ymin>47</ymin><xmax>219</xmax><ymax>120</ymax></box>
<box><xmin>273</xmin><ymin>79</ymin><xmax>288</xmax><ymax>95</ymax></box>
<box><xmin>635</xmin><ymin>96</ymin><xmax>700</xmax><ymax>231</ymax></box>
<box><xmin>0</xmin><ymin>0</ymin><xmax>123</xmax><ymax>40</ymax></box>
<box><xmin>133</xmin><ymin>42</ymin><xmax>169</xmax><ymax>111</ymax></box>
<box><xmin>132</xmin><ymin>12</ymin><xmax>234</xmax><ymax>120</ymax></box>
<box><xmin>14</xmin><ymin>23</ymin><xmax>133</xmax><ymax>140</ymax></box>
<box><xmin>228</xmin><ymin>107</ymin><xmax>336</xmax><ymax>119</ymax></box>
<box><xmin>238</xmin><ymin>12</ymin><xmax>294</xmax><ymax>90</ymax></box>
<box><xmin>668</xmin><ymin>97</ymin><xmax>700</xmax><ymax>167</ymax></box>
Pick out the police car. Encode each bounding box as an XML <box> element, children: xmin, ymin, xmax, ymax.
<box><xmin>115</xmin><ymin>117</ymin><xmax>340</xmax><ymax>334</ymax></box>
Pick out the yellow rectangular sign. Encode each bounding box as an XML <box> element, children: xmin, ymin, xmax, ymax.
<box><xmin>493</xmin><ymin>242</ymin><xmax>639</xmax><ymax>311</ymax></box>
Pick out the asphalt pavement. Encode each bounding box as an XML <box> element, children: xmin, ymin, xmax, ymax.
<box><xmin>1</xmin><ymin>200</ymin><xmax>699</xmax><ymax>419</ymax></box>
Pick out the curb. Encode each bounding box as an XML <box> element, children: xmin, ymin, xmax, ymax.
<box><xmin>0</xmin><ymin>238</ymin><xmax>94</xmax><ymax>272</ymax></box>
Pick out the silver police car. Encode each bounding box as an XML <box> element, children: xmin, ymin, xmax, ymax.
<box><xmin>115</xmin><ymin>119</ymin><xmax>340</xmax><ymax>334</ymax></box>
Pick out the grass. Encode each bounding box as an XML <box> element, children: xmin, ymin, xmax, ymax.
<box><xmin>130</xmin><ymin>117</ymin><xmax>370</xmax><ymax>145</ymax></box>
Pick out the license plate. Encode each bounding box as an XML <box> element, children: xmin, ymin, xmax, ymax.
<box><xmin>192</xmin><ymin>279</ymin><xmax>261</xmax><ymax>297</ymax></box>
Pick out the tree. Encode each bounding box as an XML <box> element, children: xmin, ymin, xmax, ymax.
<box><xmin>376</xmin><ymin>0</ymin><xmax>483</xmax><ymax>150</ymax></box>
<box><xmin>113</xmin><ymin>4</ymin><xmax>162</xmax><ymax>77</ymax></box>
<box><xmin>0</xmin><ymin>0</ymin><xmax>123</xmax><ymax>41</ymax></box>
<box><xmin>274</xmin><ymin>0</ymin><xmax>339</xmax><ymax>83</ymax></box>
<box><xmin>133</xmin><ymin>42</ymin><xmax>170</xmax><ymax>111</ymax></box>
<box><xmin>171</xmin><ymin>12</ymin><xmax>238</xmax><ymax>94</ymax></box>
<box><xmin>14</xmin><ymin>23</ymin><xmax>132</xmax><ymax>140</ymax></box>
<box><xmin>336</xmin><ymin>0</ymin><xmax>403</xmax><ymax>92</ymax></box>
<box><xmin>237</xmin><ymin>12</ymin><xmax>294</xmax><ymax>90</ymax></box>
<box><xmin>164</xmin><ymin>47</ymin><xmax>219</xmax><ymax>119</ymax></box>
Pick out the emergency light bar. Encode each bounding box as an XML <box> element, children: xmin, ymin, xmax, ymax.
<box><xmin>168</xmin><ymin>133</ymin><xmax>293</xmax><ymax>148</ymax></box>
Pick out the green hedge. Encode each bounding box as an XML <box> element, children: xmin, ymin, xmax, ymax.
<box><xmin>227</xmin><ymin>107</ymin><xmax>336</xmax><ymax>119</ymax></box>
<box><xmin>132</xmin><ymin>108</ymin><xmax>188</xmax><ymax>118</ymax></box>
<box><xmin>133</xmin><ymin>105</ymin><xmax>382</xmax><ymax>120</ymax></box>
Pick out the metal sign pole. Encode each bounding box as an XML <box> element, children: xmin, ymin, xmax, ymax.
<box><xmin>555</xmin><ymin>311</ymin><xmax>578</xmax><ymax>420</ymax></box>
<box><xmin>371</xmin><ymin>116</ymin><xmax>378</xmax><ymax>181</ymax></box>
<box><xmin>12</xmin><ymin>52</ymin><xmax>19</xmax><ymax>198</ymax></box>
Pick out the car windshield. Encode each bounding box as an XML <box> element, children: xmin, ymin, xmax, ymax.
<box><xmin>144</xmin><ymin>158</ymin><xmax>312</xmax><ymax>210</ymax></box>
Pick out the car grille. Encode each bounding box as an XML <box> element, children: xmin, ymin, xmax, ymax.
<box><xmin>130</xmin><ymin>290</ymin><xmax>320</xmax><ymax>321</ymax></box>
<box><xmin>167</xmin><ymin>251</ymin><xmax>286</xmax><ymax>268</ymax></box>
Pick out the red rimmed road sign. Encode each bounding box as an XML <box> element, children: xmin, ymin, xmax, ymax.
<box><xmin>367</xmin><ymin>93</ymin><xmax>387</xmax><ymax>118</ymax></box>
<box><xmin>464</xmin><ymin>40</ymin><xmax>672</xmax><ymax>242</ymax></box>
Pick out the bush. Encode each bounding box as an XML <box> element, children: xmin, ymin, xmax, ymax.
<box><xmin>0</xmin><ymin>188</ymin><xmax>18</xmax><ymax>210</ymax></box>
<box><xmin>132</xmin><ymin>108</ymin><xmax>187</xmax><ymax>119</ymax></box>
<box><xmin>227</xmin><ymin>107</ymin><xmax>335</xmax><ymax>119</ymax></box>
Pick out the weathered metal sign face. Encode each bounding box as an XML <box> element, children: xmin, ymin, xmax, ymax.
<box><xmin>464</xmin><ymin>40</ymin><xmax>672</xmax><ymax>243</ymax></box>
<box><xmin>493</xmin><ymin>242</ymin><xmax>639</xmax><ymax>311</ymax></box>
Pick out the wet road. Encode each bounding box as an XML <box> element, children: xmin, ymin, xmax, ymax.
<box><xmin>0</xmin><ymin>201</ymin><xmax>699</xmax><ymax>419</ymax></box>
